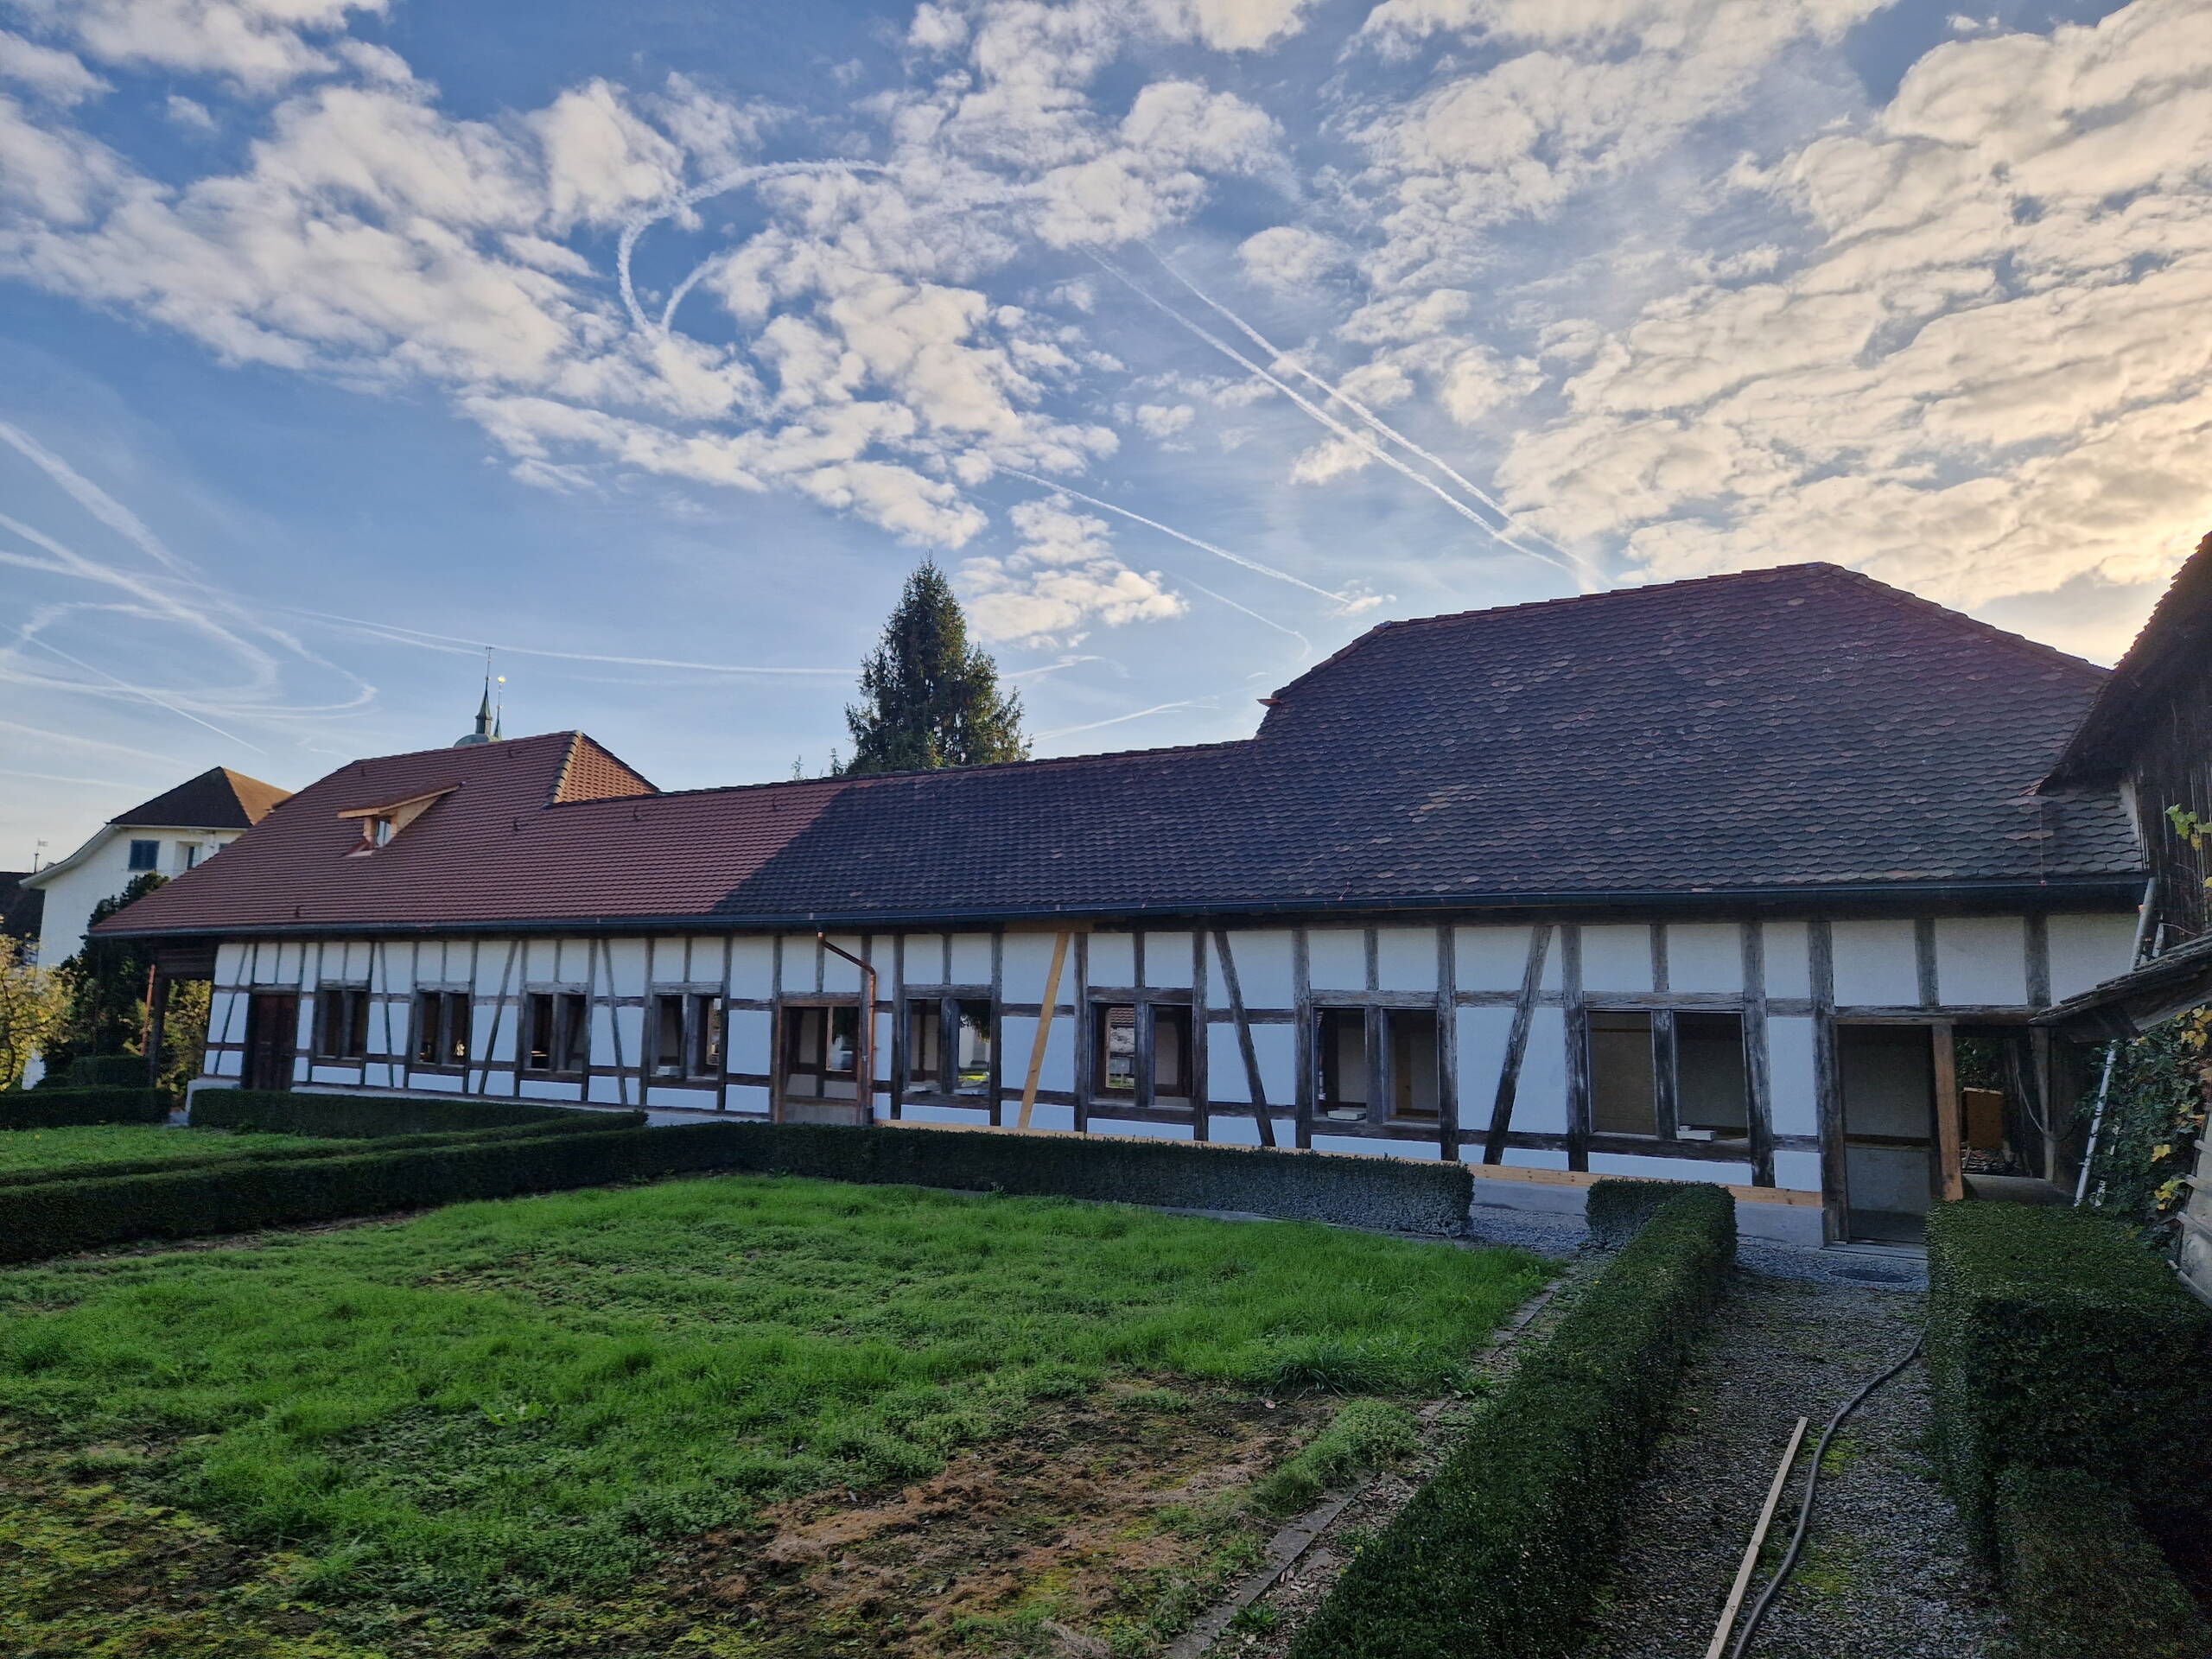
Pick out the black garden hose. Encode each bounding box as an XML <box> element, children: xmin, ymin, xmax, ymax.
<box><xmin>1726</xmin><ymin>1334</ymin><xmax>1926</xmax><ymax>1659</ymax></box>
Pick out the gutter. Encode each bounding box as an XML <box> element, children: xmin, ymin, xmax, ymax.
<box><xmin>92</xmin><ymin>872</ymin><xmax>2150</xmax><ymax>943</ymax></box>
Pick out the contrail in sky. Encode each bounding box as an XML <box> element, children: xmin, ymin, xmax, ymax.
<box><xmin>1088</xmin><ymin>253</ymin><xmax>1583</xmax><ymax>585</ymax></box>
<box><xmin>1146</xmin><ymin>248</ymin><xmax>1594</xmax><ymax>584</ymax></box>
<box><xmin>17</xmin><ymin>631</ymin><xmax>264</xmax><ymax>752</ymax></box>
<box><xmin>281</xmin><ymin>607</ymin><xmax>851</xmax><ymax>676</ymax></box>
<box><xmin>995</xmin><ymin>467</ymin><xmax>1364</xmax><ymax>611</ymax></box>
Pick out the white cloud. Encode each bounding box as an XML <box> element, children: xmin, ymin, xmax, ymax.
<box><xmin>1133</xmin><ymin>401</ymin><xmax>1193</xmax><ymax>437</ymax></box>
<box><xmin>1146</xmin><ymin>0</ymin><xmax>1313</xmax><ymax>52</ymax></box>
<box><xmin>961</xmin><ymin>496</ymin><xmax>1186</xmax><ymax>644</ymax></box>
<box><xmin>0</xmin><ymin>29</ymin><xmax>105</xmax><ymax>102</ymax></box>
<box><xmin>164</xmin><ymin>92</ymin><xmax>215</xmax><ymax>129</ymax></box>
<box><xmin>1237</xmin><ymin>224</ymin><xmax>1344</xmax><ymax>289</ymax></box>
<box><xmin>39</xmin><ymin>0</ymin><xmax>391</xmax><ymax>92</ymax></box>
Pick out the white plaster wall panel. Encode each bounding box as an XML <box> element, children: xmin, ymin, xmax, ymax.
<box><xmin>413</xmin><ymin>1071</ymin><xmax>463</xmax><ymax>1092</ymax></box>
<box><xmin>900</xmin><ymin>1102</ymin><xmax>993</xmax><ymax>1124</ymax></box>
<box><xmin>1090</xmin><ymin>1116</ymin><xmax>1197</xmax><ymax>1141</ymax></box>
<box><xmin>1589</xmin><ymin>1154</ymin><xmax>1753</xmax><ymax>1185</ymax></box>
<box><xmin>602</xmin><ymin>940</ymin><xmax>647</xmax><ymax>999</ymax></box>
<box><xmin>1454</xmin><ymin>925</ymin><xmax>1533</xmax><ymax>992</ymax></box>
<box><xmin>308</xmin><ymin>1065</ymin><xmax>353</xmax><ymax>1087</ymax></box>
<box><xmin>904</xmin><ymin>934</ymin><xmax>950</xmax><ymax>985</ymax></box>
<box><xmin>728</xmin><ymin>937</ymin><xmax>773</xmax><ymax>1000</ymax></box>
<box><xmin>555</xmin><ymin>938</ymin><xmax>588</xmax><ymax>983</ymax></box>
<box><xmin>999</xmin><ymin>932</ymin><xmax>1060</xmax><ymax>1002</ymax></box>
<box><xmin>270</xmin><ymin>941</ymin><xmax>302</xmax><ymax>984</ymax></box>
<box><xmin>522</xmin><ymin>938</ymin><xmax>555</xmax><ymax>982</ymax></box>
<box><xmin>1580</xmin><ymin>925</ymin><xmax>1654</xmax><ymax>993</ymax></box>
<box><xmin>1513</xmin><ymin>1007</ymin><xmax>1570</xmax><ymax>1135</ymax></box>
<box><xmin>727</xmin><ymin>1007</ymin><xmax>772</xmax><ymax>1074</ymax></box>
<box><xmin>1205</xmin><ymin>1113</ymin><xmax>1296</xmax><ymax>1147</ymax></box>
<box><xmin>525</xmin><ymin>1080</ymin><xmax>583</xmax><ymax>1103</ymax></box>
<box><xmin>1312</xmin><ymin>1135</ymin><xmax>1442</xmax><ymax>1160</ymax></box>
<box><xmin>1765</xmin><ymin>1015</ymin><xmax>1820</xmax><ymax>1137</ymax></box>
<box><xmin>822</xmin><ymin>936</ymin><xmax>866</xmax><ymax>995</ymax></box>
<box><xmin>1207</xmin><ymin>1023</ymin><xmax>1294</xmax><ymax>1105</ymax></box>
<box><xmin>586</xmin><ymin>1073</ymin><xmax>626</xmax><ymax>1104</ymax></box>
<box><xmin>949</xmin><ymin>932</ymin><xmax>993</xmax><ymax>984</ymax></box>
<box><xmin>1830</xmin><ymin>920</ymin><xmax>1919</xmax><ymax>1006</ymax></box>
<box><xmin>1666</xmin><ymin>925</ymin><xmax>1743</xmax><ymax>995</ymax></box>
<box><xmin>726</xmin><ymin>1083</ymin><xmax>771</xmax><ymax>1116</ymax></box>
<box><xmin>612</xmin><ymin>1006</ymin><xmax>645</xmax><ymax>1076</ymax></box>
<box><xmin>1087</xmin><ymin>931</ymin><xmax>1135</xmax><ymax>988</ymax></box>
<box><xmin>1762</xmin><ymin>922</ymin><xmax>1812</xmax><ymax>1000</ymax></box>
<box><xmin>1215</xmin><ymin>931</ymin><xmax>1295</xmax><ymax>1010</ymax></box>
<box><xmin>1306</xmin><ymin>929</ymin><xmax>1366</xmax><ymax>991</ymax></box>
<box><xmin>1141</xmin><ymin>931</ymin><xmax>1196</xmax><ymax>988</ymax></box>
<box><xmin>780</xmin><ymin>934</ymin><xmax>819</xmax><ymax>994</ymax></box>
<box><xmin>1455</xmin><ymin>1006</ymin><xmax>1516</xmax><ymax>1114</ymax></box>
<box><xmin>2047</xmin><ymin>912</ymin><xmax>2140</xmax><ymax>1003</ymax></box>
<box><xmin>1770</xmin><ymin>1149</ymin><xmax>1822</xmax><ymax>1192</ymax></box>
<box><xmin>998</xmin><ymin>1014</ymin><xmax>1075</xmax><ymax>1093</ymax></box>
<box><xmin>1933</xmin><ymin>917</ymin><xmax>2028</xmax><ymax>1007</ymax></box>
<box><xmin>1498</xmin><ymin>1147</ymin><xmax>1572</xmax><ymax>1171</ymax></box>
<box><xmin>209</xmin><ymin>1049</ymin><xmax>241</xmax><ymax>1077</ymax></box>
<box><xmin>1375</xmin><ymin>928</ymin><xmax>1438</xmax><ymax>994</ymax></box>
<box><xmin>214</xmin><ymin>940</ymin><xmax>246</xmax><ymax>986</ymax></box>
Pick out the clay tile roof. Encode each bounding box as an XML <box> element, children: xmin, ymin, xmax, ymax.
<box><xmin>111</xmin><ymin>766</ymin><xmax>292</xmax><ymax>830</ymax></box>
<box><xmin>93</xmin><ymin>565</ymin><xmax>2145</xmax><ymax>938</ymax></box>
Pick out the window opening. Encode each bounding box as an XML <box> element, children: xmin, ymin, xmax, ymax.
<box><xmin>524</xmin><ymin>992</ymin><xmax>590</xmax><ymax>1077</ymax></box>
<box><xmin>1589</xmin><ymin>1010</ymin><xmax>1659</xmax><ymax>1136</ymax></box>
<box><xmin>312</xmin><ymin>985</ymin><xmax>368</xmax><ymax>1061</ymax></box>
<box><xmin>1675</xmin><ymin>1012</ymin><xmax>1749</xmax><ymax>1140</ymax></box>
<box><xmin>690</xmin><ymin>995</ymin><xmax>722</xmax><ymax>1079</ymax></box>
<box><xmin>781</xmin><ymin>1004</ymin><xmax>860</xmax><ymax>1100</ymax></box>
<box><xmin>907</xmin><ymin>995</ymin><xmax>995</xmax><ymax>1098</ymax></box>
<box><xmin>652</xmin><ymin>995</ymin><xmax>686</xmax><ymax>1078</ymax></box>
<box><xmin>1150</xmin><ymin>1005</ymin><xmax>1193</xmax><ymax>1109</ymax></box>
<box><xmin>412</xmin><ymin>990</ymin><xmax>471</xmax><ymax>1067</ymax></box>
<box><xmin>1316</xmin><ymin>1007</ymin><xmax>1368</xmax><ymax>1121</ymax></box>
<box><xmin>127</xmin><ymin>839</ymin><xmax>158</xmax><ymax>871</ymax></box>
<box><xmin>1096</xmin><ymin>1004</ymin><xmax>1138</xmax><ymax>1096</ymax></box>
<box><xmin>1385</xmin><ymin>1008</ymin><xmax>1440</xmax><ymax>1122</ymax></box>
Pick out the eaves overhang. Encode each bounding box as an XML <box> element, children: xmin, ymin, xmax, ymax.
<box><xmin>90</xmin><ymin>871</ymin><xmax>2150</xmax><ymax>943</ymax></box>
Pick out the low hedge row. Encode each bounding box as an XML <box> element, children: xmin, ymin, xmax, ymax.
<box><xmin>1925</xmin><ymin>1202</ymin><xmax>2212</xmax><ymax>1542</ymax></box>
<box><xmin>1993</xmin><ymin>1466</ymin><xmax>2212</xmax><ymax>1659</ymax></box>
<box><xmin>1584</xmin><ymin>1176</ymin><xmax>1706</xmax><ymax>1249</ymax></box>
<box><xmin>0</xmin><ymin>1120</ymin><xmax>736</xmax><ymax>1263</ymax></box>
<box><xmin>1926</xmin><ymin>1203</ymin><xmax>2212</xmax><ymax>1656</ymax></box>
<box><xmin>35</xmin><ymin>1054</ymin><xmax>147</xmax><ymax>1090</ymax></box>
<box><xmin>0</xmin><ymin>1114</ymin><xmax>645</xmax><ymax>1192</ymax></box>
<box><xmin>0</xmin><ymin>1087</ymin><xmax>169</xmax><ymax>1129</ymax></box>
<box><xmin>189</xmin><ymin>1089</ymin><xmax>618</xmax><ymax>1139</ymax></box>
<box><xmin>705</xmin><ymin>1121</ymin><xmax>1474</xmax><ymax>1235</ymax></box>
<box><xmin>1287</xmin><ymin>1183</ymin><xmax>1737</xmax><ymax>1659</ymax></box>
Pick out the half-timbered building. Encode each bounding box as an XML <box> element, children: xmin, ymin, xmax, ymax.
<box><xmin>99</xmin><ymin>563</ymin><xmax>2152</xmax><ymax>1246</ymax></box>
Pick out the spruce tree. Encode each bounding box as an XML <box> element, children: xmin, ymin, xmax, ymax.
<box><xmin>843</xmin><ymin>562</ymin><xmax>1028</xmax><ymax>773</ymax></box>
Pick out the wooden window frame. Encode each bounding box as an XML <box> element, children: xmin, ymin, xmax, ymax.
<box><xmin>310</xmin><ymin>982</ymin><xmax>370</xmax><ymax>1062</ymax></box>
<box><xmin>899</xmin><ymin>986</ymin><xmax>998</xmax><ymax>1106</ymax></box>
<box><xmin>1309</xmin><ymin>996</ymin><xmax>1444</xmax><ymax>1131</ymax></box>
<box><xmin>648</xmin><ymin>989</ymin><xmax>724</xmax><ymax>1084</ymax></box>
<box><xmin>410</xmin><ymin>988</ymin><xmax>473</xmax><ymax>1071</ymax></box>
<box><xmin>1583</xmin><ymin>1002</ymin><xmax>1754</xmax><ymax>1146</ymax></box>
<box><xmin>1084</xmin><ymin>991</ymin><xmax>1197</xmax><ymax>1118</ymax></box>
<box><xmin>775</xmin><ymin>995</ymin><xmax>864</xmax><ymax>1105</ymax></box>
<box><xmin>521</xmin><ymin>988</ymin><xmax>592</xmax><ymax>1078</ymax></box>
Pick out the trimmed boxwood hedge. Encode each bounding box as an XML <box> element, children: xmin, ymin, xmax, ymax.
<box><xmin>1286</xmin><ymin>1184</ymin><xmax>1737</xmax><ymax>1659</ymax></box>
<box><xmin>1993</xmin><ymin>1466</ymin><xmax>2212</xmax><ymax>1659</ymax></box>
<box><xmin>0</xmin><ymin>1087</ymin><xmax>168</xmax><ymax>1129</ymax></box>
<box><xmin>0</xmin><ymin>1114</ymin><xmax>646</xmax><ymax>1192</ymax></box>
<box><xmin>189</xmin><ymin>1088</ymin><xmax>620</xmax><ymax>1139</ymax></box>
<box><xmin>1584</xmin><ymin>1176</ymin><xmax>1707</xmax><ymax>1249</ymax></box>
<box><xmin>0</xmin><ymin>1121</ymin><xmax>737</xmax><ymax>1263</ymax></box>
<box><xmin>1925</xmin><ymin>1202</ymin><xmax>2212</xmax><ymax>1545</ymax></box>
<box><xmin>706</xmin><ymin>1121</ymin><xmax>1473</xmax><ymax>1235</ymax></box>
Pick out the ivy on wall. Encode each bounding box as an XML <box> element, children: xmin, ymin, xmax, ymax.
<box><xmin>2081</xmin><ymin>1008</ymin><xmax>2209</xmax><ymax>1238</ymax></box>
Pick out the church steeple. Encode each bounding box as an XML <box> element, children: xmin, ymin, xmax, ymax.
<box><xmin>453</xmin><ymin>652</ymin><xmax>502</xmax><ymax>747</ymax></box>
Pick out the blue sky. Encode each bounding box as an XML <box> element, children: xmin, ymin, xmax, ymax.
<box><xmin>3</xmin><ymin>0</ymin><xmax>2206</xmax><ymax>865</ymax></box>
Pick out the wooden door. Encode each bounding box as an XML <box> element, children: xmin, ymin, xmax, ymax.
<box><xmin>244</xmin><ymin>992</ymin><xmax>298</xmax><ymax>1092</ymax></box>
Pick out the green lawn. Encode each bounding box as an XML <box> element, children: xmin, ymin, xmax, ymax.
<box><xmin>0</xmin><ymin>1173</ymin><xmax>1544</xmax><ymax>1656</ymax></box>
<box><xmin>0</xmin><ymin>1123</ymin><xmax>329</xmax><ymax>1176</ymax></box>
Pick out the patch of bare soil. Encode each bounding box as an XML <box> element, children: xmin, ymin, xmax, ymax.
<box><xmin>651</xmin><ymin>1382</ymin><xmax>1334</xmax><ymax>1658</ymax></box>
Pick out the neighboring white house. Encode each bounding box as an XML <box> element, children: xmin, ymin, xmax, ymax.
<box><xmin>21</xmin><ymin>766</ymin><xmax>289</xmax><ymax>1082</ymax></box>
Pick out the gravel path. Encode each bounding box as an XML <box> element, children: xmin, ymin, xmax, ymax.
<box><xmin>1583</xmin><ymin>1268</ymin><xmax>2007</xmax><ymax>1659</ymax></box>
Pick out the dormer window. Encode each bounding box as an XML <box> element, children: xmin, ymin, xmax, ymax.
<box><xmin>338</xmin><ymin>786</ymin><xmax>455</xmax><ymax>855</ymax></box>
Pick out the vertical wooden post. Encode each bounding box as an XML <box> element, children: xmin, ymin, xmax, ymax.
<box><xmin>143</xmin><ymin>967</ymin><xmax>168</xmax><ymax>1089</ymax></box>
<box><xmin>1811</xmin><ymin>920</ymin><xmax>1847</xmax><ymax>1243</ymax></box>
<box><xmin>1932</xmin><ymin>1020</ymin><xmax>1964</xmax><ymax>1204</ymax></box>
<box><xmin>1018</xmin><ymin>931</ymin><xmax>1071</xmax><ymax>1130</ymax></box>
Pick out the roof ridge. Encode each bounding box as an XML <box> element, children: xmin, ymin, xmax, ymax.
<box><xmin>1815</xmin><ymin>565</ymin><xmax>2110</xmax><ymax>678</ymax></box>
